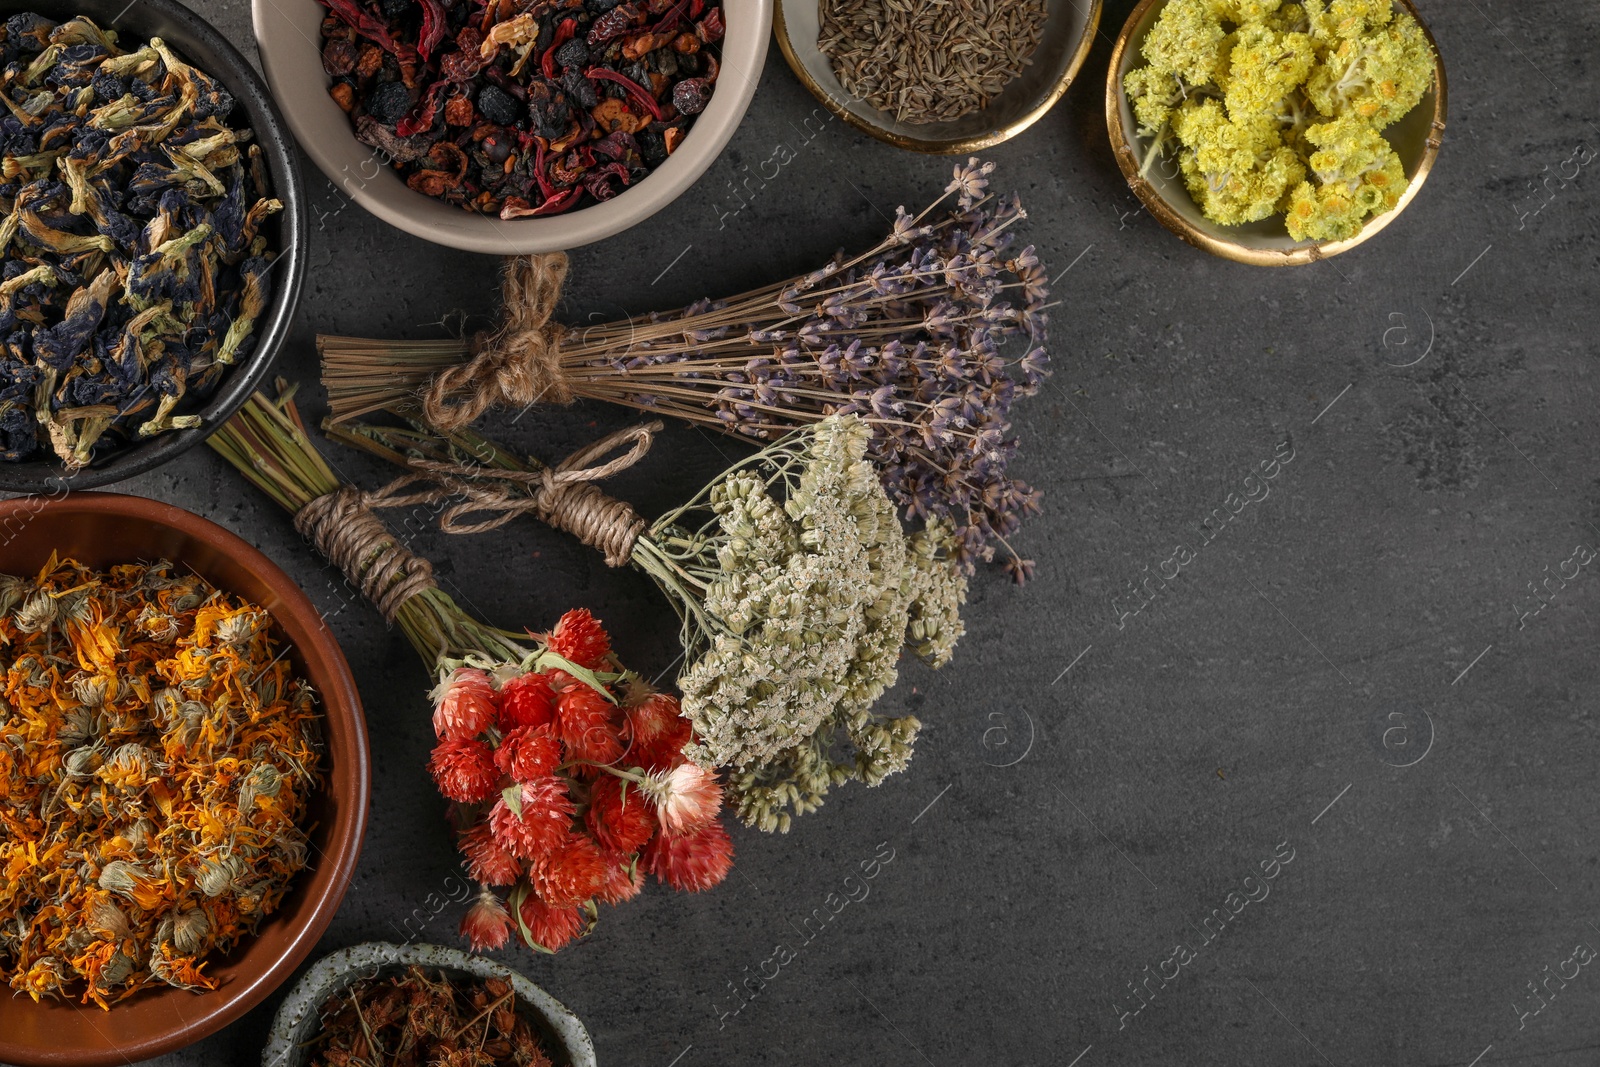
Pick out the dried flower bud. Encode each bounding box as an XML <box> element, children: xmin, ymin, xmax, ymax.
<box><xmin>170</xmin><ymin>908</ymin><xmax>211</xmax><ymax>956</ymax></box>
<box><xmin>15</xmin><ymin>591</ymin><xmax>56</xmax><ymax>633</ymax></box>
<box><xmin>431</xmin><ymin>667</ymin><xmax>499</xmax><ymax>740</ymax></box>
<box><xmin>641</xmin><ymin>763</ymin><xmax>722</xmax><ymax>834</ymax></box>
<box><xmin>459</xmin><ymin>889</ymin><xmax>515</xmax><ymax>952</ymax></box>
<box><xmin>195</xmin><ymin>855</ymin><xmax>247</xmax><ymax>898</ymax></box>
<box><xmin>641</xmin><ymin>819</ymin><xmax>733</xmax><ymax>892</ymax></box>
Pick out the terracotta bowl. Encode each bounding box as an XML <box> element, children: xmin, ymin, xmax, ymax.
<box><xmin>0</xmin><ymin>493</ymin><xmax>369</xmax><ymax>1067</ymax></box>
<box><xmin>1106</xmin><ymin>0</ymin><xmax>1447</xmax><ymax>265</ymax></box>
<box><xmin>252</xmin><ymin>0</ymin><xmax>770</xmax><ymax>253</ymax></box>
<box><xmin>0</xmin><ymin>0</ymin><xmax>308</xmax><ymax>494</ymax></box>
<box><xmin>774</xmin><ymin>0</ymin><xmax>1102</xmax><ymax>154</ymax></box>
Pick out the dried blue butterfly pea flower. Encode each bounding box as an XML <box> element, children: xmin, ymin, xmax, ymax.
<box><xmin>0</xmin><ymin>14</ymin><xmax>281</xmax><ymax>466</ymax></box>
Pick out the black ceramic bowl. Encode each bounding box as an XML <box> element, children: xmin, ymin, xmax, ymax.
<box><xmin>0</xmin><ymin>0</ymin><xmax>306</xmax><ymax>493</ymax></box>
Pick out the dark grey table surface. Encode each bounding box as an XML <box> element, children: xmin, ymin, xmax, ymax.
<box><xmin>22</xmin><ymin>0</ymin><xmax>1600</xmax><ymax>1064</ymax></box>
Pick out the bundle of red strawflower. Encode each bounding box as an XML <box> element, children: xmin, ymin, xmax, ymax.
<box><xmin>208</xmin><ymin>387</ymin><xmax>732</xmax><ymax>956</ymax></box>
<box><xmin>437</xmin><ymin>609</ymin><xmax>734</xmax><ymax>954</ymax></box>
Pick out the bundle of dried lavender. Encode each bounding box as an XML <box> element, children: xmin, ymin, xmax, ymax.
<box><xmin>319</xmin><ymin>158</ymin><xmax>1049</xmax><ymax>580</ymax></box>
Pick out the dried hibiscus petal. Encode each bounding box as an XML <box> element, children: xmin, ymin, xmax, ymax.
<box><xmin>316</xmin><ymin>0</ymin><xmax>720</xmax><ymax>215</ymax></box>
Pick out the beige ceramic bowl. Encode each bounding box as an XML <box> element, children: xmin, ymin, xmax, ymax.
<box><xmin>774</xmin><ymin>0</ymin><xmax>1101</xmax><ymax>154</ymax></box>
<box><xmin>253</xmin><ymin>0</ymin><xmax>770</xmax><ymax>253</ymax></box>
<box><xmin>1107</xmin><ymin>0</ymin><xmax>1447</xmax><ymax>265</ymax></box>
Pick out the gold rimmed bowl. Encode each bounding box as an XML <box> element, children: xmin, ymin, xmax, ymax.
<box><xmin>774</xmin><ymin>0</ymin><xmax>1103</xmax><ymax>154</ymax></box>
<box><xmin>1107</xmin><ymin>0</ymin><xmax>1447</xmax><ymax>265</ymax></box>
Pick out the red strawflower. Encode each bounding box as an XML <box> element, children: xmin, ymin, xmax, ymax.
<box><xmin>556</xmin><ymin>684</ymin><xmax>623</xmax><ymax>764</ymax></box>
<box><xmin>545</xmin><ymin>608</ymin><xmax>611</xmax><ymax>669</ymax></box>
<box><xmin>642</xmin><ymin>762</ymin><xmax>723</xmax><ymax>834</ymax></box>
<box><xmin>432</xmin><ymin>667</ymin><xmax>498</xmax><ymax>740</ymax></box>
<box><xmin>585</xmin><ymin>774</ymin><xmax>657</xmax><ymax>854</ymax></box>
<box><xmin>498</xmin><ymin>671</ymin><xmax>557</xmax><ymax>733</ymax></box>
<box><xmin>488</xmin><ymin>776</ymin><xmax>575</xmax><ymax>860</ymax></box>
<box><xmin>460</xmin><ymin>889</ymin><xmax>514</xmax><ymax>952</ymax></box>
<box><xmin>428</xmin><ymin>738</ymin><xmax>500</xmax><ymax>804</ymax></box>
<box><xmin>531</xmin><ymin>833</ymin><xmax>608</xmax><ymax>907</ymax></box>
<box><xmin>495</xmin><ymin>725</ymin><xmax>563</xmax><ymax>782</ymax></box>
<box><xmin>460</xmin><ymin>821</ymin><xmax>523</xmax><ymax>886</ymax></box>
<box><xmin>596</xmin><ymin>853</ymin><xmax>644</xmax><ymax>905</ymax></box>
<box><xmin>643</xmin><ymin>819</ymin><xmax>734</xmax><ymax>892</ymax></box>
<box><xmin>623</xmin><ymin>691</ymin><xmax>693</xmax><ymax>771</ymax></box>
<box><xmin>516</xmin><ymin>890</ymin><xmax>586</xmax><ymax>953</ymax></box>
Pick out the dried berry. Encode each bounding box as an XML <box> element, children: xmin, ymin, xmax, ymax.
<box><xmin>563</xmin><ymin>66</ymin><xmax>599</xmax><ymax>108</ymax></box>
<box><xmin>637</xmin><ymin>129</ymin><xmax>667</xmax><ymax>166</ymax></box>
<box><xmin>321</xmin><ymin>36</ymin><xmax>356</xmax><ymax>76</ymax></box>
<box><xmin>476</xmin><ymin>83</ymin><xmax>523</xmax><ymax>126</ymax></box>
<box><xmin>672</xmin><ymin>76</ymin><xmax>711</xmax><ymax>115</ymax></box>
<box><xmin>588</xmin><ymin>6</ymin><xmax>639</xmax><ymax>46</ymax></box>
<box><xmin>317</xmin><ymin>0</ymin><xmax>722</xmax><ymax>217</ymax></box>
<box><xmin>482</xmin><ymin>132</ymin><xmax>515</xmax><ymax>165</ymax></box>
<box><xmin>366</xmin><ymin>79</ymin><xmax>413</xmax><ymax>124</ymax></box>
<box><xmin>555</xmin><ymin>37</ymin><xmax>589</xmax><ymax>69</ymax></box>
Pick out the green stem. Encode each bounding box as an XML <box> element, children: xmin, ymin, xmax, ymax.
<box><xmin>207</xmin><ymin>385</ymin><xmax>534</xmax><ymax>678</ymax></box>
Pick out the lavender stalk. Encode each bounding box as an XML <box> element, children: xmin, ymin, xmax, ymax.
<box><xmin>319</xmin><ymin>158</ymin><xmax>1052</xmax><ymax>581</ymax></box>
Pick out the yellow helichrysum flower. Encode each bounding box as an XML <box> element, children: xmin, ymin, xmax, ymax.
<box><xmin>1304</xmin><ymin>5</ymin><xmax>1433</xmax><ymax>128</ymax></box>
<box><xmin>1304</xmin><ymin>0</ymin><xmax>1393</xmax><ymax>44</ymax></box>
<box><xmin>1207</xmin><ymin>0</ymin><xmax>1284</xmax><ymax>22</ymax></box>
<box><xmin>1124</xmin><ymin>65</ymin><xmax>1186</xmax><ymax>139</ymax></box>
<box><xmin>1140</xmin><ymin>0</ymin><xmax>1233</xmax><ymax>89</ymax></box>
<box><xmin>1224</xmin><ymin>23</ymin><xmax>1316</xmax><ymax>122</ymax></box>
<box><xmin>1172</xmin><ymin>98</ymin><xmax>1307</xmax><ymax>224</ymax></box>
<box><xmin>1284</xmin><ymin>114</ymin><xmax>1406</xmax><ymax>239</ymax></box>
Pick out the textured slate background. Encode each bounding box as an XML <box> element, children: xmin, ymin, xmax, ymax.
<box><xmin>27</xmin><ymin>0</ymin><xmax>1600</xmax><ymax>1063</ymax></box>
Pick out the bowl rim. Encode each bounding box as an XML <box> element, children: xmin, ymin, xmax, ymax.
<box><xmin>250</xmin><ymin>0</ymin><xmax>771</xmax><ymax>254</ymax></box>
<box><xmin>261</xmin><ymin>941</ymin><xmax>598</xmax><ymax>1067</ymax></box>
<box><xmin>773</xmin><ymin>0</ymin><xmax>1105</xmax><ymax>155</ymax></box>
<box><xmin>0</xmin><ymin>491</ymin><xmax>369</xmax><ymax>1067</ymax></box>
<box><xmin>1104</xmin><ymin>0</ymin><xmax>1448</xmax><ymax>266</ymax></box>
<box><xmin>0</xmin><ymin>0</ymin><xmax>309</xmax><ymax>494</ymax></box>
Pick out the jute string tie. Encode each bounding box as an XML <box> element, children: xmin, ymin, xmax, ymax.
<box><xmin>421</xmin><ymin>253</ymin><xmax>572</xmax><ymax>431</ymax></box>
<box><xmin>405</xmin><ymin>421</ymin><xmax>661</xmax><ymax>568</ymax></box>
<box><xmin>293</xmin><ymin>484</ymin><xmax>440</xmax><ymax>624</ymax></box>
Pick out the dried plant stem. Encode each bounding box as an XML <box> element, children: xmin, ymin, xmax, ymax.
<box><xmin>207</xmin><ymin>386</ymin><xmax>529</xmax><ymax>668</ymax></box>
<box><xmin>318</xmin><ymin>162</ymin><xmax>1051</xmax><ymax>578</ymax></box>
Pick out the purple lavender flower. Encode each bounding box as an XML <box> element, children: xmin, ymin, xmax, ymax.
<box><xmin>560</xmin><ymin>157</ymin><xmax>1051</xmax><ymax>579</ymax></box>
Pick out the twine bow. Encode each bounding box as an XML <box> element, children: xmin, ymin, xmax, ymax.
<box><xmin>421</xmin><ymin>253</ymin><xmax>573</xmax><ymax>431</ymax></box>
<box><xmin>405</xmin><ymin>421</ymin><xmax>662</xmax><ymax>567</ymax></box>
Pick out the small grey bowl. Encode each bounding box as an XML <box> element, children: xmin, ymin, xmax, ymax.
<box><xmin>262</xmin><ymin>942</ymin><xmax>597</xmax><ymax>1067</ymax></box>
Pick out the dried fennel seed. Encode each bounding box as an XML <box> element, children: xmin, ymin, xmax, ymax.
<box><xmin>0</xmin><ymin>555</ymin><xmax>321</xmax><ymax>1008</ymax></box>
<box><xmin>818</xmin><ymin>0</ymin><xmax>1050</xmax><ymax>125</ymax></box>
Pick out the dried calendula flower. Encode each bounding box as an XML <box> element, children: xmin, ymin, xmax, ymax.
<box><xmin>0</xmin><ymin>553</ymin><xmax>321</xmax><ymax>1009</ymax></box>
